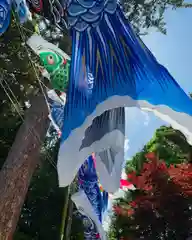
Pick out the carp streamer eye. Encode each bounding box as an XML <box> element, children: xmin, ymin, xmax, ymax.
<box><xmin>47</xmin><ymin>55</ymin><xmax>55</xmax><ymax>64</ymax></box>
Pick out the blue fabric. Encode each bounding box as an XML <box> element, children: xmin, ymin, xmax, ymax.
<box><xmin>75</xmin><ymin>211</ymin><xmax>100</xmax><ymax>240</ymax></box>
<box><xmin>0</xmin><ymin>0</ymin><xmax>29</xmax><ymax>36</ymax></box>
<box><xmin>60</xmin><ymin>4</ymin><xmax>192</xmax><ymax>144</ymax></box>
<box><xmin>25</xmin><ymin>0</ymin><xmax>192</xmax><ymax>155</ymax></box>
<box><xmin>0</xmin><ymin>0</ymin><xmax>11</xmax><ymax>35</ymax></box>
<box><xmin>102</xmin><ymin>191</ymin><xmax>108</xmax><ymax>213</ymax></box>
<box><xmin>12</xmin><ymin>0</ymin><xmax>30</xmax><ymax>24</ymax></box>
<box><xmin>78</xmin><ymin>155</ymin><xmax>107</xmax><ymax>239</ymax></box>
<box><xmin>48</xmin><ymin>98</ymin><xmax>65</xmax><ymax>130</ymax></box>
<box><xmin>67</xmin><ymin>0</ymin><xmax>117</xmax><ymax>31</ymax></box>
<box><xmin>78</xmin><ymin>155</ymin><xmax>103</xmax><ymax>222</ymax></box>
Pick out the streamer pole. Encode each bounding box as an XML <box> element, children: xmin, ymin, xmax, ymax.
<box><xmin>65</xmin><ymin>180</ymin><xmax>77</xmax><ymax>240</ymax></box>
<box><xmin>60</xmin><ymin>185</ymin><xmax>71</xmax><ymax>240</ymax></box>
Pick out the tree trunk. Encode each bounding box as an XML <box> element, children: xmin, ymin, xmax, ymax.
<box><xmin>0</xmin><ymin>95</ymin><xmax>49</xmax><ymax>240</ymax></box>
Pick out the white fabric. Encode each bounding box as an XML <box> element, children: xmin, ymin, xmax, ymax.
<box><xmin>71</xmin><ymin>190</ymin><xmax>107</xmax><ymax>240</ymax></box>
<box><xmin>58</xmin><ymin>95</ymin><xmax>192</xmax><ymax>192</ymax></box>
<box><xmin>95</xmin><ymin>146</ymin><xmax>124</xmax><ymax>193</ymax></box>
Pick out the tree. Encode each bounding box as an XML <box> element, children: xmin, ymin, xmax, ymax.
<box><xmin>123</xmin><ymin>0</ymin><xmax>192</xmax><ymax>35</ymax></box>
<box><xmin>0</xmin><ymin>95</ymin><xmax>49</xmax><ymax>239</ymax></box>
<box><xmin>110</xmin><ymin>154</ymin><xmax>192</xmax><ymax>239</ymax></box>
<box><xmin>126</xmin><ymin>126</ymin><xmax>192</xmax><ymax>174</ymax></box>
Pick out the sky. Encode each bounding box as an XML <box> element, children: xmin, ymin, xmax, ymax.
<box><xmin>125</xmin><ymin>5</ymin><xmax>192</xmax><ymax>160</ymax></box>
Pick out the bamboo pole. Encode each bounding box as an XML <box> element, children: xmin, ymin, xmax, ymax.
<box><xmin>60</xmin><ymin>186</ymin><xmax>71</xmax><ymax>240</ymax></box>
<box><xmin>65</xmin><ymin>181</ymin><xmax>77</xmax><ymax>240</ymax></box>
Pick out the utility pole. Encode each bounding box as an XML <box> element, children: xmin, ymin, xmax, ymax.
<box><xmin>0</xmin><ymin>95</ymin><xmax>49</xmax><ymax>240</ymax></box>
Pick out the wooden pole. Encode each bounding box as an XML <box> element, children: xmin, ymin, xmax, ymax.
<box><xmin>65</xmin><ymin>181</ymin><xmax>76</xmax><ymax>240</ymax></box>
<box><xmin>60</xmin><ymin>186</ymin><xmax>71</xmax><ymax>240</ymax></box>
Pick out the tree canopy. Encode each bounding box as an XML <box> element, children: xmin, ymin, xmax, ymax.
<box><xmin>124</xmin><ymin>0</ymin><xmax>192</xmax><ymax>34</ymax></box>
<box><xmin>126</xmin><ymin>126</ymin><xmax>192</xmax><ymax>174</ymax></box>
<box><xmin>110</xmin><ymin>125</ymin><xmax>192</xmax><ymax>239</ymax></box>
<box><xmin>110</xmin><ymin>154</ymin><xmax>192</xmax><ymax>239</ymax></box>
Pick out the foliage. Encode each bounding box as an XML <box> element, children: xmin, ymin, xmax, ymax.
<box><xmin>0</xmin><ymin>18</ymin><xmax>37</xmax><ymax>169</ymax></box>
<box><xmin>110</xmin><ymin>154</ymin><xmax>192</xmax><ymax>239</ymax></box>
<box><xmin>126</xmin><ymin>126</ymin><xmax>192</xmax><ymax>174</ymax></box>
<box><xmin>14</xmin><ymin>139</ymin><xmax>63</xmax><ymax>239</ymax></box>
<box><xmin>124</xmin><ymin>0</ymin><xmax>192</xmax><ymax>35</ymax></box>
